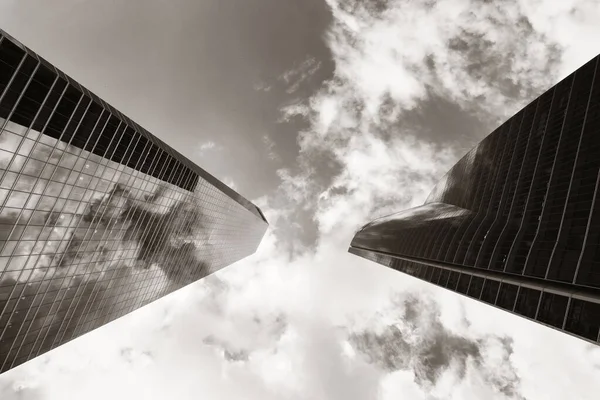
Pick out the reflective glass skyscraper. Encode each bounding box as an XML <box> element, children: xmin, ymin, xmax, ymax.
<box><xmin>0</xmin><ymin>29</ymin><xmax>268</xmax><ymax>373</ymax></box>
<box><xmin>350</xmin><ymin>55</ymin><xmax>600</xmax><ymax>345</ymax></box>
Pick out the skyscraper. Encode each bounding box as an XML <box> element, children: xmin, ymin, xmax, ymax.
<box><xmin>349</xmin><ymin>54</ymin><xmax>600</xmax><ymax>345</ymax></box>
<box><xmin>0</xmin><ymin>29</ymin><xmax>268</xmax><ymax>373</ymax></box>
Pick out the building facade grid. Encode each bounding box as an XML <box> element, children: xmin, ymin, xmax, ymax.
<box><xmin>0</xmin><ymin>29</ymin><xmax>267</xmax><ymax>373</ymax></box>
<box><xmin>350</xmin><ymin>54</ymin><xmax>600</xmax><ymax>345</ymax></box>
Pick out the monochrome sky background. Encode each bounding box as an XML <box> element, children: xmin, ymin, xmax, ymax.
<box><xmin>1</xmin><ymin>0</ymin><xmax>600</xmax><ymax>399</ymax></box>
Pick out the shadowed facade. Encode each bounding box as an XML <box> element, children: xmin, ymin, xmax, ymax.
<box><xmin>350</xmin><ymin>54</ymin><xmax>600</xmax><ymax>345</ymax></box>
<box><xmin>0</xmin><ymin>29</ymin><xmax>268</xmax><ymax>373</ymax></box>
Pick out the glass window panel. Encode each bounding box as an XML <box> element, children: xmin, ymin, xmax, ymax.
<box><xmin>456</xmin><ymin>274</ymin><xmax>470</xmax><ymax>294</ymax></box>
<box><xmin>5</xmin><ymin>190</ymin><xmax>29</xmax><ymax>208</ymax></box>
<box><xmin>564</xmin><ymin>299</ymin><xmax>600</xmax><ymax>341</ymax></box>
<box><xmin>0</xmin><ymin>131</ymin><xmax>25</xmax><ymax>153</ymax></box>
<box><xmin>15</xmin><ymin>138</ymin><xmax>36</xmax><ymax>156</ymax></box>
<box><xmin>0</xmin><ymin>172</ymin><xmax>18</xmax><ymax>190</ymax></box>
<box><xmin>496</xmin><ymin>283</ymin><xmax>518</xmax><ymax>311</ymax></box>
<box><xmin>480</xmin><ymin>279</ymin><xmax>500</xmax><ymax>305</ymax></box>
<box><xmin>537</xmin><ymin>292</ymin><xmax>569</xmax><ymax>329</ymax></box>
<box><xmin>467</xmin><ymin>276</ymin><xmax>484</xmax><ymax>299</ymax></box>
<box><xmin>514</xmin><ymin>287</ymin><xmax>541</xmax><ymax>319</ymax></box>
<box><xmin>24</xmin><ymin>194</ymin><xmax>41</xmax><ymax>210</ymax></box>
<box><xmin>14</xmin><ymin>174</ymin><xmax>36</xmax><ymax>192</ymax></box>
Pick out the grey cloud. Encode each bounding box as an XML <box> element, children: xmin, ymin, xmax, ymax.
<box><xmin>119</xmin><ymin>347</ymin><xmax>154</xmax><ymax>366</ymax></box>
<box><xmin>201</xmin><ymin>312</ymin><xmax>288</xmax><ymax>363</ymax></box>
<box><xmin>198</xmin><ymin>276</ymin><xmax>230</xmax><ymax>317</ymax></box>
<box><xmin>295</xmin><ymin>319</ymin><xmax>382</xmax><ymax>400</ymax></box>
<box><xmin>349</xmin><ymin>294</ymin><xmax>524</xmax><ymax>398</ymax></box>
<box><xmin>484</xmin><ymin>337</ymin><xmax>523</xmax><ymax>399</ymax></box>
<box><xmin>223</xmin><ymin>349</ymin><xmax>249</xmax><ymax>362</ymax></box>
<box><xmin>443</xmin><ymin>8</ymin><xmax>561</xmax><ymax>112</ymax></box>
<box><xmin>0</xmin><ymin>378</ymin><xmax>42</xmax><ymax>400</ymax></box>
<box><xmin>202</xmin><ymin>335</ymin><xmax>250</xmax><ymax>362</ymax></box>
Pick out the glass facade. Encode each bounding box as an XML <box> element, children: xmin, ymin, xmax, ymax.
<box><xmin>350</xmin><ymin>54</ymin><xmax>600</xmax><ymax>345</ymax></box>
<box><xmin>0</xmin><ymin>30</ymin><xmax>268</xmax><ymax>373</ymax></box>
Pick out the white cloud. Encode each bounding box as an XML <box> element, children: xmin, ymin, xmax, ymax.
<box><xmin>315</xmin><ymin>134</ymin><xmax>456</xmax><ymax>235</ymax></box>
<box><xmin>279</xmin><ymin>57</ymin><xmax>322</xmax><ymax>94</ymax></box>
<box><xmin>317</xmin><ymin>0</ymin><xmax>599</xmax><ymax>126</ymax></box>
<box><xmin>517</xmin><ymin>0</ymin><xmax>600</xmax><ymax>78</ymax></box>
<box><xmin>253</xmin><ymin>81</ymin><xmax>273</xmax><ymax>92</ymax></box>
<box><xmin>197</xmin><ymin>141</ymin><xmax>219</xmax><ymax>156</ymax></box>
<box><xmin>199</xmin><ymin>141</ymin><xmax>216</xmax><ymax>150</ymax></box>
<box><xmin>262</xmin><ymin>135</ymin><xmax>282</xmax><ymax>162</ymax></box>
<box><xmin>279</xmin><ymin>101</ymin><xmax>311</xmax><ymax>123</ymax></box>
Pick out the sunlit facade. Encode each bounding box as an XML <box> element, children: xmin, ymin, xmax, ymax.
<box><xmin>350</xmin><ymin>55</ymin><xmax>600</xmax><ymax>345</ymax></box>
<box><xmin>0</xmin><ymin>29</ymin><xmax>268</xmax><ymax>373</ymax></box>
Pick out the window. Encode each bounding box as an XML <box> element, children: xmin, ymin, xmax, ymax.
<box><xmin>438</xmin><ymin>269</ymin><xmax>450</xmax><ymax>287</ymax></box>
<box><xmin>456</xmin><ymin>274</ymin><xmax>471</xmax><ymax>294</ymax></box>
<box><xmin>564</xmin><ymin>299</ymin><xmax>600</xmax><ymax>341</ymax></box>
<box><xmin>446</xmin><ymin>271</ymin><xmax>459</xmax><ymax>290</ymax></box>
<box><xmin>496</xmin><ymin>283</ymin><xmax>518</xmax><ymax>311</ymax></box>
<box><xmin>467</xmin><ymin>276</ymin><xmax>484</xmax><ymax>299</ymax></box>
<box><xmin>480</xmin><ymin>279</ymin><xmax>500</xmax><ymax>305</ymax></box>
<box><xmin>537</xmin><ymin>292</ymin><xmax>569</xmax><ymax>328</ymax></box>
<box><xmin>514</xmin><ymin>287</ymin><xmax>541</xmax><ymax>319</ymax></box>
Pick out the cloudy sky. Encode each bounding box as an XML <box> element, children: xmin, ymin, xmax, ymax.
<box><xmin>1</xmin><ymin>0</ymin><xmax>600</xmax><ymax>399</ymax></box>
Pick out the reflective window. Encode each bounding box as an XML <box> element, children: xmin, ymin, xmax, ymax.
<box><xmin>480</xmin><ymin>279</ymin><xmax>500</xmax><ymax>305</ymax></box>
<box><xmin>456</xmin><ymin>273</ymin><xmax>470</xmax><ymax>294</ymax></box>
<box><xmin>446</xmin><ymin>271</ymin><xmax>459</xmax><ymax>290</ymax></box>
<box><xmin>467</xmin><ymin>276</ymin><xmax>484</xmax><ymax>299</ymax></box>
<box><xmin>564</xmin><ymin>299</ymin><xmax>600</xmax><ymax>341</ymax></box>
<box><xmin>514</xmin><ymin>287</ymin><xmax>541</xmax><ymax>319</ymax></box>
<box><xmin>496</xmin><ymin>283</ymin><xmax>518</xmax><ymax>311</ymax></box>
<box><xmin>537</xmin><ymin>292</ymin><xmax>569</xmax><ymax>329</ymax></box>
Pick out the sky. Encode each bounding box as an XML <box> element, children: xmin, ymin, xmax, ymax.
<box><xmin>1</xmin><ymin>0</ymin><xmax>600</xmax><ymax>399</ymax></box>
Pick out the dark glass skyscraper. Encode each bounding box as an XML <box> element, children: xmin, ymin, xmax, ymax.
<box><xmin>350</xmin><ymin>55</ymin><xmax>600</xmax><ymax>345</ymax></box>
<box><xmin>0</xmin><ymin>29</ymin><xmax>267</xmax><ymax>373</ymax></box>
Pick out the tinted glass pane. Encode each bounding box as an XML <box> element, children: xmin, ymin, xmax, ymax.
<box><xmin>564</xmin><ymin>299</ymin><xmax>600</xmax><ymax>341</ymax></box>
<box><xmin>438</xmin><ymin>269</ymin><xmax>450</xmax><ymax>287</ymax></box>
<box><xmin>537</xmin><ymin>292</ymin><xmax>569</xmax><ymax>329</ymax></box>
<box><xmin>467</xmin><ymin>276</ymin><xmax>484</xmax><ymax>299</ymax></box>
<box><xmin>496</xmin><ymin>283</ymin><xmax>518</xmax><ymax>311</ymax></box>
<box><xmin>515</xmin><ymin>287</ymin><xmax>541</xmax><ymax>319</ymax></box>
<box><xmin>480</xmin><ymin>279</ymin><xmax>500</xmax><ymax>305</ymax></box>
<box><xmin>447</xmin><ymin>271</ymin><xmax>459</xmax><ymax>290</ymax></box>
<box><xmin>430</xmin><ymin>267</ymin><xmax>441</xmax><ymax>284</ymax></box>
<box><xmin>456</xmin><ymin>274</ymin><xmax>470</xmax><ymax>294</ymax></box>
